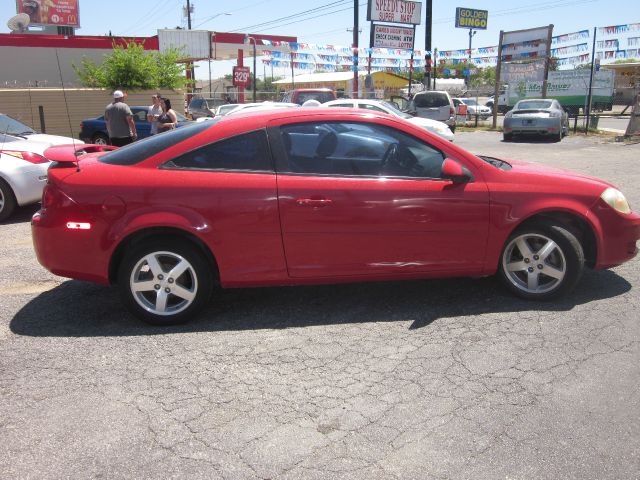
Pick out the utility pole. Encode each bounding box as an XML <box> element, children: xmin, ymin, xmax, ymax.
<box><xmin>185</xmin><ymin>0</ymin><xmax>195</xmax><ymax>94</ymax></box>
<box><xmin>425</xmin><ymin>0</ymin><xmax>432</xmax><ymax>90</ymax></box>
<box><xmin>353</xmin><ymin>0</ymin><xmax>359</xmax><ymax>98</ymax></box>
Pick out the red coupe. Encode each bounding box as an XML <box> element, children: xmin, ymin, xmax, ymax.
<box><xmin>32</xmin><ymin>109</ymin><xmax>640</xmax><ymax>325</ymax></box>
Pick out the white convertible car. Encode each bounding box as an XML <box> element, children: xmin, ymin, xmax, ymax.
<box><xmin>1</xmin><ymin>113</ymin><xmax>83</xmax><ymax>221</ymax></box>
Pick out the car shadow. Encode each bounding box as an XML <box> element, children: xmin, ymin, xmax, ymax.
<box><xmin>1</xmin><ymin>204</ymin><xmax>39</xmax><ymax>225</ymax></box>
<box><xmin>10</xmin><ymin>269</ymin><xmax>632</xmax><ymax>337</ymax></box>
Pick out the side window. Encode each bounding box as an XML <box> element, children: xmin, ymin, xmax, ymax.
<box><xmin>359</xmin><ymin>104</ymin><xmax>386</xmax><ymax>113</ymax></box>
<box><xmin>331</xmin><ymin>103</ymin><xmax>354</xmax><ymax>108</ymax></box>
<box><xmin>133</xmin><ymin>110</ymin><xmax>147</xmax><ymax>122</ymax></box>
<box><xmin>278</xmin><ymin>122</ymin><xmax>445</xmax><ymax>179</ymax></box>
<box><xmin>164</xmin><ymin>130</ymin><xmax>272</xmax><ymax>172</ymax></box>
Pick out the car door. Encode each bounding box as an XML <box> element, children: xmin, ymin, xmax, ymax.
<box><xmin>271</xmin><ymin>119</ymin><xmax>490</xmax><ymax>279</ymax></box>
<box><xmin>131</xmin><ymin>108</ymin><xmax>152</xmax><ymax>138</ymax></box>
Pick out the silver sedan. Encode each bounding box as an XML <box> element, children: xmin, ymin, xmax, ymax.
<box><xmin>503</xmin><ymin>99</ymin><xmax>569</xmax><ymax>142</ymax></box>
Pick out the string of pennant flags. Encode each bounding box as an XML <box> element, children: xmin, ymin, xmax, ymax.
<box><xmin>259</xmin><ymin>22</ymin><xmax>639</xmax><ymax>75</ymax></box>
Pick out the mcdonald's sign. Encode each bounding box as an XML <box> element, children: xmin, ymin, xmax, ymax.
<box><xmin>16</xmin><ymin>0</ymin><xmax>80</xmax><ymax>27</ymax></box>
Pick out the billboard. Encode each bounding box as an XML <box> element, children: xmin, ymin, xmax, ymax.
<box><xmin>16</xmin><ymin>0</ymin><xmax>80</xmax><ymax>27</ymax></box>
<box><xmin>455</xmin><ymin>7</ymin><xmax>488</xmax><ymax>30</ymax></box>
<box><xmin>372</xmin><ymin>24</ymin><xmax>415</xmax><ymax>49</ymax></box>
<box><xmin>367</xmin><ymin>0</ymin><xmax>422</xmax><ymax>26</ymax></box>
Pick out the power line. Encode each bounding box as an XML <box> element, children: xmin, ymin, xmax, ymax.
<box><xmin>228</xmin><ymin>0</ymin><xmax>353</xmax><ymax>33</ymax></box>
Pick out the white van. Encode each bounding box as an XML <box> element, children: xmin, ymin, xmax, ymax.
<box><xmin>408</xmin><ymin>91</ymin><xmax>456</xmax><ymax>132</ymax></box>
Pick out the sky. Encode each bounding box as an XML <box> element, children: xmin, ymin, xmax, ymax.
<box><xmin>2</xmin><ymin>0</ymin><xmax>638</xmax><ymax>79</ymax></box>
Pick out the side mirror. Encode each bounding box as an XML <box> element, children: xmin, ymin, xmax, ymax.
<box><xmin>441</xmin><ymin>158</ymin><xmax>472</xmax><ymax>184</ymax></box>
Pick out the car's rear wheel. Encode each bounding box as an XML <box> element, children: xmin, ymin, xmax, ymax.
<box><xmin>0</xmin><ymin>178</ymin><xmax>17</xmax><ymax>222</ymax></box>
<box><xmin>503</xmin><ymin>133</ymin><xmax>513</xmax><ymax>142</ymax></box>
<box><xmin>117</xmin><ymin>240</ymin><xmax>214</xmax><ymax>325</ymax></box>
<box><xmin>91</xmin><ymin>133</ymin><xmax>109</xmax><ymax>145</ymax></box>
<box><xmin>499</xmin><ymin>223</ymin><xmax>584</xmax><ymax>300</ymax></box>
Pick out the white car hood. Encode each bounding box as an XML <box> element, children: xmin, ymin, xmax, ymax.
<box><xmin>407</xmin><ymin>117</ymin><xmax>454</xmax><ymax>141</ymax></box>
<box><xmin>21</xmin><ymin>133</ymin><xmax>84</xmax><ymax>146</ymax></box>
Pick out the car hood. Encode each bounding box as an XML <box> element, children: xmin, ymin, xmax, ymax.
<box><xmin>407</xmin><ymin>117</ymin><xmax>449</xmax><ymax>129</ymax></box>
<box><xmin>502</xmin><ymin>157</ymin><xmax>614</xmax><ymax>191</ymax></box>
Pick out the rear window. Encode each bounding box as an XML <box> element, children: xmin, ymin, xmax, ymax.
<box><xmin>516</xmin><ymin>100</ymin><xmax>553</xmax><ymax>110</ymax></box>
<box><xmin>413</xmin><ymin>92</ymin><xmax>450</xmax><ymax>108</ymax></box>
<box><xmin>99</xmin><ymin>121</ymin><xmax>215</xmax><ymax>166</ymax></box>
<box><xmin>295</xmin><ymin>91</ymin><xmax>335</xmax><ymax>105</ymax></box>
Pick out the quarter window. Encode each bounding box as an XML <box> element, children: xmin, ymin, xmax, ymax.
<box><xmin>279</xmin><ymin>122</ymin><xmax>445</xmax><ymax>178</ymax></box>
<box><xmin>164</xmin><ymin>130</ymin><xmax>272</xmax><ymax>172</ymax></box>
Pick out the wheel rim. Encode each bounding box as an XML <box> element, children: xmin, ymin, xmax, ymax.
<box><xmin>129</xmin><ymin>251</ymin><xmax>198</xmax><ymax>316</ymax></box>
<box><xmin>502</xmin><ymin>233</ymin><xmax>567</xmax><ymax>294</ymax></box>
<box><xmin>93</xmin><ymin>136</ymin><xmax>107</xmax><ymax>145</ymax></box>
<box><xmin>0</xmin><ymin>188</ymin><xmax>4</xmax><ymax>212</ymax></box>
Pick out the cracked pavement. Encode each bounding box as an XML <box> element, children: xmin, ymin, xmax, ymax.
<box><xmin>1</xmin><ymin>132</ymin><xmax>639</xmax><ymax>479</ymax></box>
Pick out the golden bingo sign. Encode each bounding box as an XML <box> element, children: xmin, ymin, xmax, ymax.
<box><xmin>455</xmin><ymin>7</ymin><xmax>488</xmax><ymax>30</ymax></box>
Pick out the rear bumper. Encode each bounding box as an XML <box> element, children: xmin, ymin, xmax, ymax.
<box><xmin>32</xmin><ymin>208</ymin><xmax>111</xmax><ymax>284</ymax></box>
<box><xmin>504</xmin><ymin>117</ymin><xmax>561</xmax><ymax>135</ymax></box>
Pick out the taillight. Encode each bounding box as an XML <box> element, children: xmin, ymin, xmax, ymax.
<box><xmin>80</xmin><ymin>122</ymin><xmax>84</xmax><ymax>129</ymax></box>
<box><xmin>41</xmin><ymin>183</ymin><xmax>56</xmax><ymax>208</ymax></box>
<box><xmin>450</xmin><ymin>106</ymin><xmax>455</xmax><ymax>115</ymax></box>
<box><xmin>0</xmin><ymin>150</ymin><xmax>49</xmax><ymax>164</ymax></box>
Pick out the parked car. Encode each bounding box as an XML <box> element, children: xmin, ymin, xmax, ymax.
<box><xmin>0</xmin><ymin>114</ymin><xmax>84</xmax><ymax>221</ymax></box>
<box><xmin>79</xmin><ymin>107</ymin><xmax>189</xmax><ymax>144</ymax></box>
<box><xmin>406</xmin><ymin>90</ymin><xmax>456</xmax><ymax>132</ymax></box>
<box><xmin>187</xmin><ymin>97</ymin><xmax>216</xmax><ymax>119</ymax></box>
<box><xmin>281</xmin><ymin>88</ymin><xmax>337</xmax><ymax>105</ymax></box>
<box><xmin>226</xmin><ymin>102</ymin><xmax>299</xmax><ymax>116</ymax></box>
<box><xmin>214</xmin><ymin>103</ymin><xmax>241</xmax><ymax>117</ymax></box>
<box><xmin>452</xmin><ymin>98</ymin><xmax>492</xmax><ymax>120</ymax></box>
<box><xmin>33</xmin><ymin>109</ymin><xmax>640</xmax><ymax>325</ymax></box>
<box><xmin>0</xmin><ymin>138</ymin><xmax>89</xmax><ymax>221</ymax></box>
<box><xmin>1</xmin><ymin>113</ymin><xmax>82</xmax><ymax>147</ymax></box>
<box><xmin>503</xmin><ymin>99</ymin><xmax>570</xmax><ymax>142</ymax></box>
<box><xmin>321</xmin><ymin>98</ymin><xmax>454</xmax><ymax>141</ymax></box>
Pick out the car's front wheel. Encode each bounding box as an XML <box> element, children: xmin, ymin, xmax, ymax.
<box><xmin>499</xmin><ymin>223</ymin><xmax>584</xmax><ymax>300</ymax></box>
<box><xmin>117</xmin><ymin>240</ymin><xmax>214</xmax><ymax>325</ymax></box>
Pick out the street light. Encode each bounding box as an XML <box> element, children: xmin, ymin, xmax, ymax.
<box><xmin>244</xmin><ymin>34</ymin><xmax>257</xmax><ymax>102</ymax></box>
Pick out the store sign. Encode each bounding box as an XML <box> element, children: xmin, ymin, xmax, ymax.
<box><xmin>455</xmin><ymin>7</ymin><xmax>488</xmax><ymax>30</ymax></box>
<box><xmin>16</xmin><ymin>0</ymin><xmax>80</xmax><ymax>27</ymax></box>
<box><xmin>373</xmin><ymin>25</ymin><xmax>415</xmax><ymax>49</ymax></box>
<box><xmin>233</xmin><ymin>66</ymin><xmax>251</xmax><ymax>88</ymax></box>
<box><xmin>502</xmin><ymin>61</ymin><xmax>546</xmax><ymax>82</ymax></box>
<box><xmin>367</xmin><ymin>0</ymin><xmax>422</xmax><ymax>26</ymax></box>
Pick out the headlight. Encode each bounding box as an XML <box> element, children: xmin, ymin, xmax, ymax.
<box><xmin>600</xmin><ymin>187</ymin><xmax>632</xmax><ymax>214</ymax></box>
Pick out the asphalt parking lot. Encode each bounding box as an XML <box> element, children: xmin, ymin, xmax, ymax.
<box><xmin>1</xmin><ymin>132</ymin><xmax>639</xmax><ymax>479</ymax></box>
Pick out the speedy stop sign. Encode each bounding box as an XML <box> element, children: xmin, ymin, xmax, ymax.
<box><xmin>233</xmin><ymin>66</ymin><xmax>251</xmax><ymax>88</ymax></box>
<box><xmin>455</xmin><ymin>7</ymin><xmax>488</xmax><ymax>29</ymax></box>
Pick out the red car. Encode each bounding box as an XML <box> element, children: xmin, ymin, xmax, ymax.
<box><xmin>32</xmin><ymin>109</ymin><xmax>640</xmax><ymax>325</ymax></box>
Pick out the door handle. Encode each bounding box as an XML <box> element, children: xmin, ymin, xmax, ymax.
<box><xmin>295</xmin><ymin>198</ymin><xmax>333</xmax><ymax>207</ymax></box>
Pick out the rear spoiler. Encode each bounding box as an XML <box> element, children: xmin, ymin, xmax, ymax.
<box><xmin>44</xmin><ymin>144</ymin><xmax>117</xmax><ymax>165</ymax></box>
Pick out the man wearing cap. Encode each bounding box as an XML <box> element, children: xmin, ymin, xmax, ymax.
<box><xmin>104</xmin><ymin>90</ymin><xmax>137</xmax><ymax>147</ymax></box>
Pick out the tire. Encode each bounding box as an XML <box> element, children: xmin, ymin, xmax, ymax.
<box><xmin>450</xmin><ymin>125</ymin><xmax>456</xmax><ymax>133</ymax></box>
<box><xmin>0</xmin><ymin>178</ymin><xmax>17</xmax><ymax>222</ymax></box>
<box><xmin>117</xmin><ymin>240</ymin><xmax>214</xmax><ymax>325</ymax></box>
<box><xmin>503</xmin><ymin>133</ymin><xmax>513</xmax><ymax>142</ymax></box>
<box><xmin>554</xmin><ymin>128</ymin><xmax>563</xmax><ymax>142</ymax></box>
<box><xmin>499</xmin><ymin>223</ymin><xmax>584</xmax><ymax>300</ymax></box>
<box><xmin>91</xmin><ymin>133</ymin><xmax>109</xmax><ymax>145</ymax></box>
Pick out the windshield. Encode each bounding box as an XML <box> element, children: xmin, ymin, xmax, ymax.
<box><xmin>0</xmin><ymin>114</ymin><xmax>36</xmax><ymax>136</ymax></box>
<box><xmin>461</xmin><ymin>99</ymin><xmax>478</xmax><ymax>106</ymax></box>
<box><xmin>413</xmin><ymin>92</ymin><xmax>450</xmax><ymax>108</ymax></box>
<box><xmin>516</xmin><ymin>100</ymin><xmax>553</xmax><ymax>110</ymax></box>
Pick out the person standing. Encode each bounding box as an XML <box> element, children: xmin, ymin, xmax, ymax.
<box><xmin>104</xmin><ymin>90</ymin><xmax>137</xmax><ymax>146</ymax></box>
<box><xmin>157</xmin><ymin>98</ymin><xmax>178</xmax><ymax>132</ymax></box>
<box><xmin>147</xmin><ymin>93</ymin><xmax>163</xmax><ymax>136</ymax></box>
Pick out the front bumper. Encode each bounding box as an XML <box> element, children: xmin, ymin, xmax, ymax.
<box><xmin>592</xmin><ymin>205</ymin><xmax>640</xmax><ymax>269</ymax></box>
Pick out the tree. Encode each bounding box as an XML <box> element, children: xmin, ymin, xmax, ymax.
<box><xmin>74</xmin><ymin>42</ymin><xmax>189</xmax><ymax>90</ymax></box>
